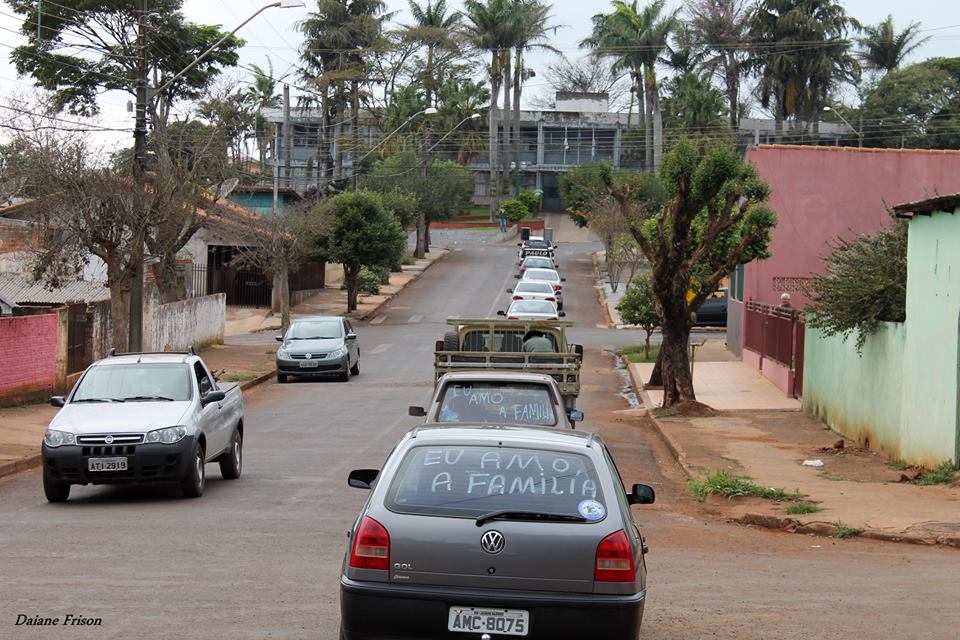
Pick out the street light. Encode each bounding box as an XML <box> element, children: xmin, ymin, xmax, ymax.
<box><xmin>353</xmin><ymin>107</ymin><xmax>438</xmax><ymax>188</ymax></box>
<box><xmin>823</xmin><ymin>106</ymin><xmax>863</xmax><ymax>148</ymax></box>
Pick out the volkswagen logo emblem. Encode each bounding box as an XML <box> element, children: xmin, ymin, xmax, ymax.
<box><xmin>305</xmin><ymin>353</ymin><xmax>312</xmax><ymax>360</ymax></box>
<box><xmin>104</xmin><ymin>435</ymin><xmax>114</xmax><ymax>444</ymax></box>
<box><xmin>480</xmin><ymin>530</ymin><xmax>505</xmax><ymax>555</ymax></box>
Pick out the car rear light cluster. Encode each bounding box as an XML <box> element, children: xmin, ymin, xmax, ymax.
<box><xmin>512</xmin><ymin>295</ymin><xmax>523</xmax><ymax>300</ymax></box>
<box><xmin>553</xmin><ymin>284</ymin><xmax>562</xmax><ymax>291</ymax></box>
<box><xmin>595</xmin><ymin>530</ymin><xmax>634</xmax><ymax>582</ymax></box>
<box><xmin>350</xmin><ymin>516</ymin><xmax>390</xmax><ymax>570</ymax></box>
<box><xmin>545</xmin><ymin>296</ymin><xmax>556</xmax><ymax>302</ymax></box>
<box><xmin>507</xmin><ymin>316</ymin><xmax>518</xmax><ymax>320</ymax></box>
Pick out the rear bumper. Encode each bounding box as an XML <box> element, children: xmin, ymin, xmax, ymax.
<box><xmin>42</xmin><ymin>437</ymin><xmax>195</xmax><ymax>485</ymax></box>
<box><xmin>340</xmin><ymin>577</ymin><xmax>644</xmax><ymax>640</ymax></box>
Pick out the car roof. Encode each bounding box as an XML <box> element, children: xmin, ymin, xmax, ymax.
<box><xmin>94</xmin><ymin>354</ymin><xmax>195</xmax><ymax>367</ymax></box>
<box><xmin>408</xmin><ymin>425</ymin><xmax>599</xmax><ymax>449</ymax></box>
<box><xmin>438</xmin><ymin>371</ymin><xmax>560</xmax><ymax>385</ymax></box>
<box><xmin>291</xmin><ymin>316</ymin><xmax>342</xmax><ymax>323</ymax></box>
<box><xmin>523</xmin><ymin>268</ymin><xmax>560</xmax><ymax>277</ymax></box>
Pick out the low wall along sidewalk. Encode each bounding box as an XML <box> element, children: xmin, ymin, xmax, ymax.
<box><xmin>0</xmin><ymin>311</ymin><xmax>62</xmax><ymax>404</ymax></box>
<box><xmin>146</xmin><ymin>293</ymin><xmax>226</xmax><ymax>352</ymax></box>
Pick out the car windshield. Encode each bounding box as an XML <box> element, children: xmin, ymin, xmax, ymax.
<box><xmin>287</xmin><ymin>319</ymin><xmax>342</xmax><ymax>340</ymax></box>
<box><xmin>73</xmin><ymin>364</ymin><xmax>191</xmax><ymax>402</ymax></box>
<box><xmin>509</xmin><ymin>300</ymin><xmax>556</xmax><ymax>314</ymax></box>
<box><xmin>515</xmin><ymin>282</ymin><xmax>554</xmax><ymax>294</ymax></box>
<box><xmin>386</xmin><ymin>445</ymin><xmax>606</xmax><ymax>520</ymax></box>
<box><xmin>524</xmin><ymin>258</ymin><xmax>553</xmax><ymax>269</ymax></box>
<box><xmin>525</xmin><ymin>270</ymin><xmax>559</xmax><ymax>282</ymax></box>
<box><xmin>437</xmin><ymin>382</ymin><xmax>558</xmax><ymax>426</ymax></box>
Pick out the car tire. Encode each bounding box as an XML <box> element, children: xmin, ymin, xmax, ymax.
<box><xmin>558</xmin><ymin>301</ymin><xmax>564</xmax><ymax>310</ymax></box>
<box><xmin>43</xmin><ymin>471</ymin><xmax>70</xmax><ymax>503</ymax></box>
<box><xmin>181</xmin><ymin>441</ymin><xmax>205</xmax><ymax>498</ymax></box>
<box><xmin>219</xmin><ymin>429</ymin><xmax>242</xmax><ymax>480</ymax></box>
<box><xmin>339</xmin><ymin>365</ymin><xmax>350</xmax><ymax>383</ymax></box>
<box><xmin>442</xmin><ymin>331</ymin><xmax>459</xmax><ymax>352</ymax></box>
<box><xmin>350</xmin><ymin>355</ymin><xmax>360</xmax><ymax>376</ymax></box>
<box><xmin>277</xmin><ymin>373</ymin><xmax>288</xmax><ymax>384</ymax></box>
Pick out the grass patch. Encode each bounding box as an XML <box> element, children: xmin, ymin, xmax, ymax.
<box><xmin>820</xmin><ymin>473</ymin><xmax>844</xmax><ymax>482</ymax></box>
<box><xmin>889</xmin><ymin>459</ymin><xmax>909</xmax><ymax>471</ymax></box>
<box><xmin>618</xmin><ymin>343</ymin><xmax>660</xmax><ymax>364</ymax></box>
<box><xmin>401</xmin><ymin>254</ymin><xmax>417</xmax><ymax>266</ymax></box>
<box><xmin>913</xmin><ymin>461</ymin><xmax>956</xmax><ymax>486</ymax></box>
<box><xmin>785</xmin><ymin>502</ymin><xmax>824</xmax><ymax>515</ymax></box>
<box><xmin>688</xmin><ymin>472</ymin><xmax>805</xmax><ymax>502</ymax></box>
<box><xmin>652</xmin><ymin>406</ymin><xmax>679</xmax><ymax>418</ymax></box>
<box><xmin>222</xmin><ymin>372</ymin><xmax>257</xmax><ymax>383</ymax></box>
<box><xmin>830</xmin><ymin>522</ymin><xmax>862</xmax><ymax>539</ymax></box>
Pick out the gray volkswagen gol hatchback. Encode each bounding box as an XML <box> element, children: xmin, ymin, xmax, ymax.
<box><xmin>340</xmin><ymin>425</ymin><xmax>655</xmax><ymax>640</ymax></box>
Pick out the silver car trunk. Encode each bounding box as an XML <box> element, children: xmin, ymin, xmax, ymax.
<box><xmin>384</xmin><ymin>512</ymin><xmax>611</xmax><ymax>593</ymax></box>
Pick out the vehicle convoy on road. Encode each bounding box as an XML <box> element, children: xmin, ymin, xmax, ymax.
<box><xmin>498</xmin><ymin>299</ymin><xmax>564</xmax><ymax>321</ymax></box>
<box><xmin>276</xmin><ymin>316</ymin><xmax>360</xmax><ymax>383</ymax></box>
<box><xmin>518</xmin><ymin>268</ymin><xmax>565</xmax><ymax>309</ymax></box>
<box><xmin>517</xmin><ymin>236</ymin><xmax>557</xmax><ymax>260</ymax></box>
<box><xmin>436</xmin><ymin>318</ymin><xmax>583</xmax><ymax>411</ymax></box>
<box><xmin>340</xmin><ymin>425</ymin><xmax>655</xmax><ymax>640</ymax></box>
<box><xmin>408</xmin><ymin>371</ymin><xmax>583</xmax><ymax>429</ymax></box>
<box><xmin>41</xmin><ymin>349</ymin><xmax>244</xmax><ymax>502</ymax></box>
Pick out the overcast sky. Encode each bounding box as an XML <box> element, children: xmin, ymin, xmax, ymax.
<box><xmin>1</xmin><ymin>0</ymin><xmax>958</xmax><ymax>150</ymax></box>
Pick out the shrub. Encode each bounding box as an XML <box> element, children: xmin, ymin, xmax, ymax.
<box><xmin>401</xmin><ymin>254</ymin><xmax>416</xmax><ymax>266</ymax></box>
<box><xmin>518</xmin><ymin>189</ymin><xmax>540</xmax><ymax>213</ymax></box>
<box><xmin>369</xmin><ymin>264</ymin><xmax>391</xmax><ymax>285</ymax></box>
<box><xmin>356</xmin><ymin>268</ymin><xmax>381</xmax><ymax>295</ymax></box>
<box><xmin>500</xmin><ymin>199</ymin><xmax>529</xmax><ymax>223</ymax></box>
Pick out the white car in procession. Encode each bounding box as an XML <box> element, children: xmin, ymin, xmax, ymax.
<box><xmin>508</xmin><ymin>280</ymin><xmax>562</xmax><ymax>307</ymax></box>
<box><xmin>519</xmin><ymin>267</ymin><xmax>566</xmax><ymax>309</ymax></box>
<box><xmin>498</xmin><ymin>299</ymin><xmax>564</xmax><ymax>321</ymax></box>
<box><xmin>518</xmin><ymin>255</ymin><xmax>558</xmax><ymax>275</ymax></box>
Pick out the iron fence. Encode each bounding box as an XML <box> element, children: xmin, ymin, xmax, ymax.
<box><xmin>744</xmin><ymin>300</ymin><xmax>805</xmax><ymax>397</ymax></box>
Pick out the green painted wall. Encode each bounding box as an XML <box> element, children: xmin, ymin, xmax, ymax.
<box><xmin>804</xmin><ymin>208</ymin><xmax>960</xmax><ymax>467</ymax></box>
<box><xmin>804</xmin><ymin>323</ymin><xmax>906</xmax><ymax>460</ymax></box>
<box><xmin>898</xmin><ymin>210</ymin><xmax>960</xmax><ymax>466</ymax></box>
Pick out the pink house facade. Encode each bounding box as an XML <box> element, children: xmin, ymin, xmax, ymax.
<box><xmin>728</xmin><ymin>145</ymin><xmax>960</xmax><ymax>395</ymax></box>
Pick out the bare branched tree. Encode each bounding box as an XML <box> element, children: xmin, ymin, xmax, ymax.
<box><xmin>530</xmin><ymin>56</ymin><xmax>632</xmax><ymax>111</ymax></box>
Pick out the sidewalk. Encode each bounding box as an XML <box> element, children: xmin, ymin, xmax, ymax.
<box><xmin>624</xmin><ymin>349</ymin><xmax>960</xmax><ymax>547</ymax></box>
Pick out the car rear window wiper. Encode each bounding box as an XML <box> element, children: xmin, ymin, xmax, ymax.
<box><xmin>72</xmin><ymin>397</ymin><xmax>126</xmax><ymax>403</ymax></box>
<box><xmin>475</xmin><ymin>510</ymin><xmax>588</xmax><ymax>527</ymax></box>
<box><xmin>122</xmin><ymin>395</ymin><xmax>176</xmax><ymax>402</ymax></box>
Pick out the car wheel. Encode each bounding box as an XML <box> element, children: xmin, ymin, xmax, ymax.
<box><xmin>339</xmin><ymin>364</ymin><xmax>350</xmax><ymax>383</ymax></box>
<box><xmin>277</xmin><ymin>373</ymin><xmax>288</xmax><ymax>384</ymax></box>
<box><xmin>350</xmin><ymin>355</ymin><xmax>360</xmax><ymax>376</ymax></box>
<box><xmin>219</xmin><ymin>429</ymin><xmax>242</xmax><ymax>480</ymax></box>
<box><xmin>43</xmin><ymin>471</ymin><xmax>70</xmax><ymax>503</ymax></box>
<box><xmin>558</xmin><ymin>301</ymin><xmax>564</xmax><ymax>310</ymax></box>
<box><xmin>181</xmin><ymin>441</ymin><xmax>205</xmax><ymax>498</ymax></box>
<box><xmin>442</xmin><ymin>331</ymin><xmax>459</xmax><ymax>351</ymax></box>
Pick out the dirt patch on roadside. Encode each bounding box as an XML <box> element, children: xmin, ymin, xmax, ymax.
<box><xmin>654</xmin><ymin>400</ymin><xmax>717</xmax><ymax>418</ymax></box>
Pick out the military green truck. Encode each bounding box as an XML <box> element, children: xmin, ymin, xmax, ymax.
<box><xmin>435</xmin><ymin>318</ymin><xmax>583</xmax><ymax>411</ymax></box>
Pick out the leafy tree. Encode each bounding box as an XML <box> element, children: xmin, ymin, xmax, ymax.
<box><xmin>806</xmin><ymin>220</ymin><xmax>907</xmax><ymax>351</ymax></box>
<box><xmin>315</xmin><ymin>191</ymin><xmax>406</xmax><ymax>312</ymax></box>
<box><xmin>500</xmin><ymin>199</ymin><xmax>528</xmax><ymax>223</ymax></box>
<box><xmin>602</xmin><ymin>139</ymin><xmax>776</xmax><ymax>408</ymax></box>
<box><xmin>403</xmin><ymin>0</ymin><xmax>464</xmax><ymax>108</ymax></box>
<box><xmin>7</xmin><ymin>0</ymin><xmax>241</xmax><ymax>117</ymax></box>
<box><xmin>617</xmin><ymin>274</ymin><xmax>659</xmax><ymax>358</ymax></box>
<box><xmin>662</xmin><ymin>72</ymin><xmax>730</xmax><ymax>135</ymax></box>
<box><xmin>860</xmin><ymin>58</ymin><xmax>960</xmax><ymax>149</ymax></box>
<box><xmin>857</xmin><ymin>15</ymin><xmax>931</xmax><ymax>76</ymax></box>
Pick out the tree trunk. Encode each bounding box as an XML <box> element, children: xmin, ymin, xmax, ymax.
<box><xmin>319</xmin><ymin>79</ymin><xmax>330</xmax><ymax>189</ymax></box>
<box><xmin>107</xmin><ymin>261</ymin><xmax>131</xmax><ymax>353</ymax></box>
<box><xmin>646</xmin><ymin>66</ymin><xmax>663</xmax><ymax>173</ymax></box>
<box><xmin>425</xmin><ymin>45</ymin><xmax>435</xmax><ymax>107</ymax></box>
<box><xmin>726</xmin><ymin>61</ymin><xmax>739</xmax><ymax>130</ymax></box>
<box><xmin>152</xmin><ymin>254</ymin><xmax>186</xmax><ymax>304</ymax></box>
<box><xmin>512</xmin><ymin>48</ymin><xmax>523</xmax><ymax>197</ymax></box>
<box><xmin>488</xmin><ymin>53</ymin><xmax>501</xmax><ymax>221</ymax></box>
<box><xmin>425</xmin><ymin>221</ymin><xmax>431</xmax><ymax>254</ymax></box>
<box><xmin>643</xmin><ymin>70</ymin><xmax>653</xmax><ymax>173</ymax></box>
<box><xmin>644</xmin><ymin>331</ymin><xmax>652</xmax><ymax>360</ymax></box>
<box><xmin>657</xmin><ymin>292</ymin><xmax>696</xmax><ymax>406</ymax></box>
<box><xmin>345</xmin><ymin>264</ymin><xmax>360</xmax><ymax>312</ymax></box>
<box><xmin>415</xmin><ymin>212</ymin><xmax>427</xmax><ymax>259</ymax></box>
<box><xmin>280</xmin><ymin>261</ymin><xmax>291</xmax><ymax>331</ymax></box>
<box><xmin>501</xmin><ymin>50</ymin><xmax>513</xmax><ymax>203</ymax></box>
<box><xmin>646</xmin><ymin>347</ymin><xmax>663</xmax><ymax>387</ymax></box>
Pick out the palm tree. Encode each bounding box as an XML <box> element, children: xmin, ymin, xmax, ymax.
<box><xmin>857</xmin><ymin>15</ymin><xmax>930</xmax><ymax>76</ymax></box>
<box><xmin>405</xmin><ymin>1</ymin><xmax>464</xmax><ymax>108</ymax></box>
<box><xmin>463</xmin><ymin>0</ymin><xmax>513</xmax><ymax>217</ymax></box>
<box><xmin>586</xmin><ymin>1</ymin><xmax>677</xmax><ymax>172</ymax></box>
<box><xmin>247</xmin><ymin>59</ymin><xmax>282</xmax><ymax>177</ymax></box>
<box><xmin>686</xmin><ymin>0</ymin><xmax>751</xmax><ymax>130</ymax></box>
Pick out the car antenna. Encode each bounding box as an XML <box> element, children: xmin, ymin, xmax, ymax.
<box><xmin>585</xmin><ymin>432</ymin><xmax>596</xmax><ymax>448</ymax></box>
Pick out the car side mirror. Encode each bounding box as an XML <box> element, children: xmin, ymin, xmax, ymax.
<box><xmin>553</xmin><ymin>244</ymin><xmax>558</xmax><ymax>250</ymax></box>
<box><xmin>496</xmin><ymin>310</ymin><xmax>506</xmax><ymax>316</ymax></box>
<box><xmin>568</xmin><ymin>409</ymin><xmax>584</xmax><ymax>423</ymax></box>
<box><xmin>275</xmin><ymin>335</ymin><xmax>283</xmax><ymax>342</ymax></box>
<box><xmin>346</xmin><ymin>332</ymin><xmax>357</xmax><ymax>340</ymax></box>
<box><xmin>573</xmin><ymin>344</ymin><xmax>584</xmax><ymax>359</ymax></box>
<box><xmin>628</xmin><ymin>483</ymin><xmax>656</xmax><ymax>505</ymax></box>
<box><xmin>559</xmin><ymin>311</ymin><xmax>566</xmax><ymax>317</ymax></box>
<box><xmin>201</xmin><ymin>390</ymin><xmax>226</xmax><ymax>405</ymax></box>
<box><xmin>50</xmin><ymin>396</ymin><xmax>65</xmax><ymax>408</ymax></box>
<box><xmin>408</xmin><ymin>405</ymin><xmax>426</xmax><ymax>417</ymax></box>
<box><xmin>348</xmin><ymin>469</ymin><xmax>379</xmax><ymax>490</ymax></box>
<box><xmin>517</xmin><ymin>243</ymin><xmax>523</xmax><ymax>247</ymax></box>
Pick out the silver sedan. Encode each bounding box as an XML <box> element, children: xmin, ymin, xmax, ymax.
<box><xmin>498</xmin><ymin>299</ymin><xmax>564</xmax><ymax>320</ymax></box>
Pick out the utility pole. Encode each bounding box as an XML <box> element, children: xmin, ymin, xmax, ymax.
<box><xmin>282</xmin><ymin>83</ymin><xmax>291</xmax><ymax>192</ymax></box>
<box><xmin>129</xmin><ymin>0</ymin><xmax>149</xmax><ymax>352</ymax></box>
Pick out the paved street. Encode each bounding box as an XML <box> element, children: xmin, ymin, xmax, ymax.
<box><xmin>0</xmin><ymin>238</ymin><xmax>957</xmax><ymax>640</ymax></box>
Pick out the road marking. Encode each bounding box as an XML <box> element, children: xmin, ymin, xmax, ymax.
<box><xmin>454</xmin><ymin>247</ymin><xmax>464</xmax><ymax>252</ymax></box>
<box><xmin>370</xmin><ymin>343</ymin><xmax>391</xmax><ymax>354</ymax></box>
<box><xmin>408</xmin><ymin>315</ymin><xmax>423</xmax><ymax>323</ymax></box>
<box><xmin>370</xmin><ymin>315</ymin><xmax>386</xmax><ymax>325</ymax></box>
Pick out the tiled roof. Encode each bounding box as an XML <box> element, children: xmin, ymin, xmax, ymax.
<box><xmin>893</xmin><ymin>193</ymin><xmax>960</xmax><ymax>218</ymax></box>
<box><xmin>0</xmin><ymin>272</ymin><xmax>110</xmax><ymax>305</ymax></box>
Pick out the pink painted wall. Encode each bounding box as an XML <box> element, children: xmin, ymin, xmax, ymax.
<box><xmin>0</xmin><ymin>311</ymin><xmax>58</xmax><ymax>402</ymax></box>
<box><xmin>744</xmin><ymin>145</ymin><xmax>960</xmax><ymax>307</ymax></box>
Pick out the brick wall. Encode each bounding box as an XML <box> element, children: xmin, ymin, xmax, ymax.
<box><xmin>0</xmin><ymin>311</ymin><xmax>59</xmax><ymax>404</ymax></box>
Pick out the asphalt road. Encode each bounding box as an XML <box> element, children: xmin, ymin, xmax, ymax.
<box><xmin>0</xmin><ymin>238</ymin><xmax>956</xmax><ymax>640</ymax></box>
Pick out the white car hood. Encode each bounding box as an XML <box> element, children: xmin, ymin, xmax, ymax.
<box><xmin>49</xmin><ymin>402</ymin><xmax>192</xmax><ymax>434</ymax></box>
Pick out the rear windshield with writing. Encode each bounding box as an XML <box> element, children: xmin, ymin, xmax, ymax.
<box><xmin>386</xmin><ymin>446</ymin><xmax>606</xmax><ymax>520</ymax></box>
<box><xmin>438</xmin><ymin>382</ymin><xmax>557</xmax><ymax>426</ymax></box>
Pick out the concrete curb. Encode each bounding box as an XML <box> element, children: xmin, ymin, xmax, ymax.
<box><xmin>0</xmin><ymin>453</ymin><xmax>42</xmax><ymax>480</ymax></box>
<box><xmin>359</xmin><ymin>249</ymin><xmax>451</xmax><ymax>322</ymax></box>
<box><xmin>620</xmin><ymin>355</ymin><xmax>691</xmax><ymax>478</ymax></box>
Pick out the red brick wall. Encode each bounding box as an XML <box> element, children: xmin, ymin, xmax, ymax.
<box><xmin>0</xmin><ymin>312</ymin><xmax>58</xmax><ymax>403</ymax></box>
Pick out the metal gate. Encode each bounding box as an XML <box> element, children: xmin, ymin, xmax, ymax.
<box><xmin>66</xmin><ymin>304</ymin><xmax>91</xmax><ymax>374</ymax></box>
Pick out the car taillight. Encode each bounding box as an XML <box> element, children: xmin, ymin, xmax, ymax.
<box><xmin>507</xmin><ymin>316</ymin><xmax>518</xmax><ymax>320</ymax></box>
<box><xmin>545</xmin><ymin>296</ymin><xmax>556</xmax><ymax>302</ymax></box>
<box><xmin>512</xmin><ymin>295</ymin><xmax>523</xmax><ymax>300</ymax></box>
<box><xmin>595</xmin><ymin>530</ymin><xmax>634</xmax><ymax>582</ymax></box>
<box><xmin>553</xmin><ymin>284</ymin><xmax>562</xmax><ymax>291</ymax></box>
<box><xmin>350</xmin><ymin>516</ymin><xmax>390</xmax><ymax>570</ymax></box>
